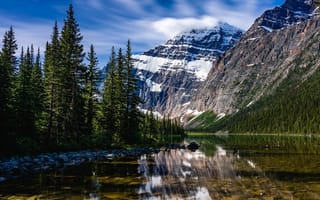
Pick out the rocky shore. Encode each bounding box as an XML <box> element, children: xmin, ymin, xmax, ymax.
<box><xmin>0</xmin><ymin>147</ymin><xmax>159</xmax><ymax>183</ymax></box>
<box><xmin>0</xmin><ymin>143</ymin><xmax>190</xmax><ymax>183</ymax></box>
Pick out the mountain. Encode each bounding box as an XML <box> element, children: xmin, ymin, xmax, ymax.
<box><xmin>258</xmin><ymin>0</ymin><xmax>315</xmax><ymax>31</ymax></box>
<box><xmin>133</xmin><ymin>22</ymin><xmax>243</xmax><ymax>118</ymax></box>
<box><xmin>186</xmin><ymin>0</ymin><xmax>320</xmax><ymax>132</ymax></box>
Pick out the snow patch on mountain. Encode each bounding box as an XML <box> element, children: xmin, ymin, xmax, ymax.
<box><xmin>133</xmin><ymin>55</ymin><xmax>213</xmax><ymax>81</ymax></box>
<box><xmin>163</xmin><ymin>44</ymin><xmax>224</xmax><ymax>53</ymax></box>
<box><xmin>260</xmin><ymin>26</ymin><xmax>274</xmax><ymax>32</ymax></box>
<box><xmin>146</xmin><ymin>78</ymin><xmax>162</xmax><ymax>92</ymax></box>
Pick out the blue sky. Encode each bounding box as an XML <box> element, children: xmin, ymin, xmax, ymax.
<box><xmin>0</xmin><ymin>0</ymin><xmax>283</xmax><ymax>66</ymax></box>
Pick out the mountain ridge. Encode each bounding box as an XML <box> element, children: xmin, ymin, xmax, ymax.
<box><xmin>186</xmin><ymin>0</ymin><xmax>320</xmax><ymax>131</ymax></box>
<box><xmin>254</xmin><ymin>0</ymin><xmax>318</xmax><ymax>33</ymax></box>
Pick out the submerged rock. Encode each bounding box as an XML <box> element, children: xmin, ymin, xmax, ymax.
<box><xmin>187</xmin><ymin>141</ymin><xmax>200</xmax><ymax>151</ymax></box>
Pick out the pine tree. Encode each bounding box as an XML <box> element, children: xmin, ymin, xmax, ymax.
<box><xmin>43</xmin><ymin>22</ymin><xmax>61</xmax><ymax>145</ymax></box>
<box><xmin>0</xmin><ymin>27</ymin><xmax>17</xmax><ymax>153</ymax></box>
<box><xmin>101</xmin><ymin>47</ymin><xmax>118</xmax><ymax>145</ymax></box>
<box><xmin>85</xmin><ymin>44</ymin><xmax>99</xmax><ymax>135</ymax></box>
<box><xmin>115</xmin><ymin>48</ymin><xmax>127</xmax><ymax>141</ymax></box>
<box><xmin>146</xmin><ymin>110</ymin><xmax>158</xmax><ymax>139</ymax></box>
<box><xmin>123</xmin><ymin>40</ymin><xmax>141</xmax><ymax>143</ymax></box>
<box><xmin>15</xmin><ymin>47</ymin><xmax>35</xmax><ymax>138</ymax></box>
<box><xmin>31</xmin><ymin>48</ymin><xmax>44</xmax><ymax>135</ymax></box>
<box><xmin>59</xmin><ymin>4</ymin><xmax>86</xmax><ymax>141</ymax></box>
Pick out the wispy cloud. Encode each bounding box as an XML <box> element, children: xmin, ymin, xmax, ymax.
<box><xmin>202</xmin><ymin>0</ymin><xmax>282</xmax><ymax>29</ymax></box>
<box><xmin>114</xmin><ymin>0</ymin><xmax>148</xmax><ymax>16</ymax></box>
<box><xmin>151</xmin><ymin>16</ymin><xmax>219</xmax><ymax>38</ymax></box>
<box><xmin>0</xmin><ymin>18</ymin><xmax>54</xmax><ymax>55</ymax></box>
<box><xmin>87</xmin><ymin>0</ymin><xmax>103</xmax><ymax>10</ymax></box>
<box><xmin>173</xmin><ymin>0</ymin><xmax>199</xmax><ymax>17</ymax></box>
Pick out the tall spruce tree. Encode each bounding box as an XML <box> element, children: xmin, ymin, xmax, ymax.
<box><xmin>85</xmin><ymin>44</ymin><xmax>99</xmax><ymax>135</ymax></box>
<box><xmin>59</xmin><ymin>4</ymin><xmax>86</xmax><ymax>141</ymax></box>
<box><xmin>31</xmin><ymin>48</ymin><xmax>44</xmax><ymax>134</ymax></box>
<box><xmin>101</xmin><ymin>47</ymin><xmax>118</xmax><ymax>145</ymax></box>
<box><xmin>0</xmin><ymin>27</ymin><xmax>17</xmax><ymax>152</ymax></box>
<box><xmin>115</xmin><ymin>48</ymin><xmax>127</xmax><ymax>141</ymax></box>
<box><xmin>43</xmin><ymin>22</ymin><xmax>61</xmax><ymax>144</ymax></box>
<box><xmin>15</xmin><ymin>47</ymin><xmax>36</xmax><ymax>138</ymax></box>
<box><xmin>123</xmin><ymin>40</ymin><xmax>141</xmax><ymax>143</ymax></box>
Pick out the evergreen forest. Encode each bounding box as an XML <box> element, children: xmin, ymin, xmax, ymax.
<box><xmin>0</xmin><ymin>5</ymin><xmax>184</xmax><ymax>157</ymax></box>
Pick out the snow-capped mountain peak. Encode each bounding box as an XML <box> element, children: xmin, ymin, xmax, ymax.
<box><xmin>142</xmin><ymin>22</ymin><xmax>243</xmax><ymax>61</ymax></box>
<box><xmin>169</xmin><ymin>22</ymin><xmax>243</xmax><ymax>45</ymax></box>
<box><xmin>132</xmin><ymin>22</ymin><xmax>243</xmax><ymax>118</ymax></box>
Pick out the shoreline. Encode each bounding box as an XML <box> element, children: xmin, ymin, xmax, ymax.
<box><xmin>0</xmin><ymin>147</ymin><xmax>160</xmax><ymax>183</ymax></box>
<box><xmin>0</xmin><ymin>143</ymin><xmax>188</xmax><ymax>183</ymax></box>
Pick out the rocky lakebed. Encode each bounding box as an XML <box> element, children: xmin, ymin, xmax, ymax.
<box><xmin>0</xmin><ymin>142</ymin><xmax>197</xmax><ymax>183</ymax></box>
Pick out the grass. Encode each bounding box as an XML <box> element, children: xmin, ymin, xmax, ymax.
<box><xmin>186</xmin><ymin>132</ymin><xmax>216</xmax><ymax>136</ymax></box>
<box><xmin>185</xmin><ymin>111</ymin><xmax>218</xmax><ymax>131</ymax></box>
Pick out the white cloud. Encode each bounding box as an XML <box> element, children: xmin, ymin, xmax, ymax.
<box><xmin>151</xmin><ymin>16</ymin><xmax>219</xmax><ymax>38</ymax></box>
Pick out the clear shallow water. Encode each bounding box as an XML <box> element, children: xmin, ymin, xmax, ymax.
<box><xmin>1</xmin><ymin>134</ymin><xmax>320</xmax><ymax>199</ymax></box>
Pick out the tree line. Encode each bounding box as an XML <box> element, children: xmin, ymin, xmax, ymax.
<box><xmin>0</xmin><ymin>4</ymin><xmax>184</xmax><ymax>156</ymax></box>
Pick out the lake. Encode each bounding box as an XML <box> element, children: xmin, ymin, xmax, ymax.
<box><xmin>1</xmin><ymin>133</ymin><xmax>320</xmax><ymax>199</ymax></box>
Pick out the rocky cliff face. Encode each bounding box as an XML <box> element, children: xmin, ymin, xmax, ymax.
<box><xmin>259</xmin><ymin>0</ymin><xmax>315</xmax><ymax>30</ymax></box>
<box><xmin>187</xmin><ymin>0</ymin><xmax>320</xmax><ymax>120</ymax></box>
<box><xmin>133</xmin><ymin>22</ymin><xmax>243</xmax><ymax>118</ymax></box>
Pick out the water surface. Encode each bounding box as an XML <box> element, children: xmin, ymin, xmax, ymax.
<box><xmin>1</xmin><ymin>134</ymin><xmax>320</xmax><ymax>199</ymax></box>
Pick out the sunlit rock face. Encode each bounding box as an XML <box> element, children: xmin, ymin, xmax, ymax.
<box><xmin>137</xmin><ymin>146</ymin><xmax>236</xmax><ymax>199</ymax></box>
<box><xmin>189</xmin><ymin>0</ymin><xmax>320</xmax><ymax>117</ymax></box>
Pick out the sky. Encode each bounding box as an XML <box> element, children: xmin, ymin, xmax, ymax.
<box><xmin>0</xmin><ymin>0</ymin><xmax>284</xmax><ymax>66</ymax></box>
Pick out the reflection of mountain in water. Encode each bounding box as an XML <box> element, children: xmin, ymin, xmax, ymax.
<box><xmin>137</xmin><ymin>146</ymin><xmax>236</xmax><ymax>199</ymax></box>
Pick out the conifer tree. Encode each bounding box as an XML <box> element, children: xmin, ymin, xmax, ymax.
<box><xmin>115</xmin><ymin>48</ymin><xmax>127</xmax><ymax>140</ymax></box>
<box><xmin>31</xmin><ymin>48</ymin><xmax>44</xmax><ymax>133</ymax></box>
<box><xmin>0</xmin><ymin>27</ymin><xmax>17</xmax><ymax>152</ymax></box>
<box><xmin>101</xmin><ymin>47</ymin><xmax>118</xmax><ymax>145</ymax></box>
<box><xmin>123</xmin><ymin>40</ymin><xmax>141</xmax><ymax>143</ymax></box>
<box><xmin>43</xmin><ymin>22</ymin><xmax>61</xmax><ymax>144</ymax></box>
<box><xmin>85</xmin><ymin>44</ymin><xmax>99</xmax><ymax>135</ymax></box>
<box><xmin>15</xmin><ymin>47</ymin><xmax>35</xmax><ymax>138</ymax></box>
<box><xmin>59</xmin><ymin>4</ymin><xmax>86</xmax><ymax>141</ymax></box>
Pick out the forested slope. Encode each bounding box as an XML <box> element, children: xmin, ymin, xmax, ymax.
<box><xmin>192</xmin><ymin>34</ymin><xmax>320</xmax><ymax>134</ymax></box>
